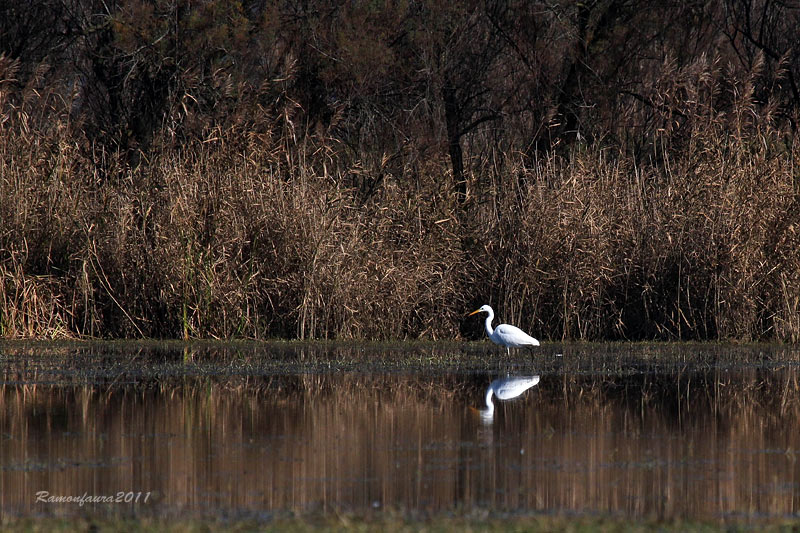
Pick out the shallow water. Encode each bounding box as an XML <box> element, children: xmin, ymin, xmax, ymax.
<box><xmin>1</xmin><ymin>341</ymin><xmax>799</xmax><ymax>521</ymax></box>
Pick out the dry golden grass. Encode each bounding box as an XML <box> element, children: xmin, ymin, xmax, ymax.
<box><xmin>1</xmin><ymin>53</ymin><xmax>799</xmax><ymax>341</ymax></box>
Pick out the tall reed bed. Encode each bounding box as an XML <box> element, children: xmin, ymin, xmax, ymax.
<box><xmin>1</xmin><ymin>61</ymin><xmax>798</xmax><ymax>341</ymax></box>
<box><xmin>0</xmin><ymin>120</ymin><xmax>465</xmax><ymax>339</ymax></box>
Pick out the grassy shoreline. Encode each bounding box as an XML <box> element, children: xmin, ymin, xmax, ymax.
<box><xmin>4</xmin><ymin>513</ymin><xmax>800</xmax><ymax>532</ymax></box>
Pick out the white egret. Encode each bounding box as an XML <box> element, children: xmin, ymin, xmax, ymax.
<box><xmin>474</xmin><ymin>375</ymin><xmax>541</xmax><ymax>422</ymax></box>
<box><xmin>468</xmin><ymin>305</ymin><xmax>540</xmax><ymax>355</ymax></box>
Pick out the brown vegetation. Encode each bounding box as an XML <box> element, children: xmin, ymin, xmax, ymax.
<box><xmin>1</xmin><ymin>1</ymin><xmax>800</xmax><ymax>340</ymax></box>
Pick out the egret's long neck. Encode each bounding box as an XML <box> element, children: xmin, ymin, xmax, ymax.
<box><xmin>484</xmin><ymin>310</ymin><xmax>495</xmax><ymax>337</ymax></box>
<box><xmin>484</xmin><ymin>387</ymin><xmax>495</xmax><ymax>412</ymax></box>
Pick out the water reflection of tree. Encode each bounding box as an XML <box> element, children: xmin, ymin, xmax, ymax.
<box><xmin>0</xmin><ymin>366</ymin><xmax>798</xmax><ymax>518</ymax></box>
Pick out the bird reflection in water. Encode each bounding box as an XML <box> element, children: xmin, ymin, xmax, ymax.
<box><xmin>473</xmin><ymin>375</ymin><xmax>541</xmax><ymax>424</ymax></box>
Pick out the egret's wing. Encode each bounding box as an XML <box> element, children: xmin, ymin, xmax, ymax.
<box><xmin>492</xmin><ymin>376</ymin><xmax>541</xmax><ymax>400</ymax></box>
<box><xmin>493</xmin><ymin>324</ymin><xmax>540</xmax><ymax>347</ymax></box>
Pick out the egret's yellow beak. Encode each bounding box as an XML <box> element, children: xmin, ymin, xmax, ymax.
<box><xmin>468</xmin><ymin>309</ymin><xmax>482</xmax><ymax>316</ymax></box>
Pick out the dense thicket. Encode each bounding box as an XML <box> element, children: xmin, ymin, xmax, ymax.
<box><xmin>2</xmin><ymin>0</ymin><xmax>800</xmax><ymax>341</ymax></box>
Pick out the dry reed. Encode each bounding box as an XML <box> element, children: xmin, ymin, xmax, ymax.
<box><xmin>1</xmin><ymin>53</ymin><xmax>799</xmax><ymax>341</ymax></box>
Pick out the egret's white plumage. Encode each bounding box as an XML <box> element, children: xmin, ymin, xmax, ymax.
<box><xmin>469</xmin><ymin>305</ymin><xmax>540</xmax><ymax>354</ymax></box>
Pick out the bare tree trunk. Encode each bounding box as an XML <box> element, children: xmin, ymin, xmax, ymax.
<box><xmin>443</xmin><ymin>80</ymin><xmax>466</xmax><ymax>203</ymax></box>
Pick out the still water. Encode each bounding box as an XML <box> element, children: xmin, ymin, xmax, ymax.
<box><xmin>1</xmin><ymin>341</ymin><xmax>799</xmax><ymax>521</ymax></box>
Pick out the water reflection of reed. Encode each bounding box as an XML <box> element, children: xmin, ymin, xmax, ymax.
<box><xmin>0</xmin><ymin>369</ymin><xmax>798</xmax><ymax>519</ymax></box>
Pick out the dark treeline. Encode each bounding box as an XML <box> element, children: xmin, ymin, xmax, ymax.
<box><xmin>1</xmin><ymin>0</ymin><xmax>800</xmax><ymax>341</ymax></box>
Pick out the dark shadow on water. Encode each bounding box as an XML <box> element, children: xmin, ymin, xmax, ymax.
<box><xmin>0</xmin><ymin>341</ymin><xmax>799</xmax><ymax>521</ymax></box>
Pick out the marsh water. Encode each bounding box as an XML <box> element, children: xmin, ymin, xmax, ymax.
<box><xmin>1</xmin><ymin>341</ymin><xmax>799</xmax><ymax>522</ymax></box>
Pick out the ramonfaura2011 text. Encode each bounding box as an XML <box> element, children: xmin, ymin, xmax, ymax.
<box><xmin>36</xmin><ymin>491</ymin><xmax>151</xmax><ymax>506</ymax></box>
